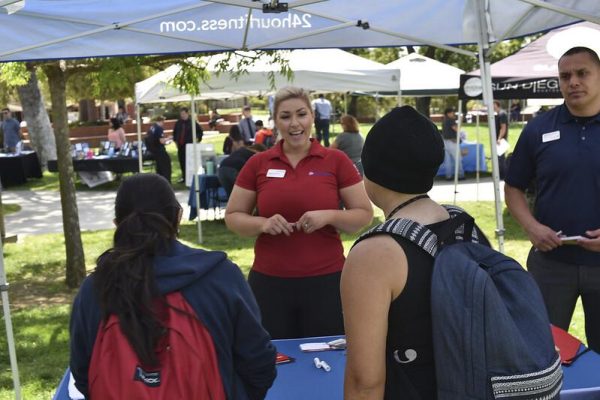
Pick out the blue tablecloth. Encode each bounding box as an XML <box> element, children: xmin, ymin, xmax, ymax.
<box><xmin>53</xmin><ymin>338</ymin><xmax>600</xmax><ymax>400</ymax></box>
<box><xmin>187</xmin><ymin>174</ymin><xmax>228</xmax><ymax>220</ymax></box>
<box><xmin>437</xmin><ymin>141</ymin><xmax>487</xmax><ymax>176</ymax></box>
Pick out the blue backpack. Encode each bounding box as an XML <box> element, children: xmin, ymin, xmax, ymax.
<box><xmin>358</xmin><ymin>205</ymin><xmax>562</xmax><ymax>399</ymax></box>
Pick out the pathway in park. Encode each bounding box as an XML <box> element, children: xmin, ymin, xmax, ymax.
<box><xmin>3</xmin><ymin>178</ymin><xmax>504</xmax><ymax>237</ymax></box>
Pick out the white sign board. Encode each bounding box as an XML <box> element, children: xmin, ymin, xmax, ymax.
<box><xmin>185</xmin><ymin>143</ymin><xmax>217</xmax><ymax>187</ymax></box>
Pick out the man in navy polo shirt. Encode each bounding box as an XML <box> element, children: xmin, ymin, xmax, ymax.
<box><xmin>505</xmin><ymin>46</ymin><xmax>600</xmax><ymax>352</ymax></box>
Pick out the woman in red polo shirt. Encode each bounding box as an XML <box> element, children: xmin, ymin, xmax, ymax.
<box><xmin>225</xmin><ymin>86</ymin><xmax>373</xmax><ymax>339</ymax></box>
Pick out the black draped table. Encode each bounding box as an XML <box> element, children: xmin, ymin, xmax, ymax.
<box><xmin>47</xmin><ymin>157</ymin><xmax>139</xmax><ymax>174</ymax></box>
<box><xmin>0</xmin><ymin>151</ymin><xmax>42</xmax><ymax>187</ymax></box>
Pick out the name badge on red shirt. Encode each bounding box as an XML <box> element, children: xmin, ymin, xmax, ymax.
<box><xmin>266</xmin><ymin>169</ymin><xmax>286</xmax><ymax>178</ymax></box>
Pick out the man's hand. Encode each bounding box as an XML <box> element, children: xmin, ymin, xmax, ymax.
<box><xmin>526</xmin><ymin>223</ymin><xmax>562</xmax><ymax>252</ymax></box>
<box><xmin>578</xmin><ymin>229</ymin><xmax>600</xmax><ymax>252</ymax></box>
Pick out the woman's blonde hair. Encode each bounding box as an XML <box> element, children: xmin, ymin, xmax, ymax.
<box><xmin>340</xmin><ymin>114</ymin><xmax>360</xmax><ymax>133</ymax></box>
<box><xmin>273</xmin><ymin>86</ymin><xmax>313</xmax><ymax>117</ymax></box>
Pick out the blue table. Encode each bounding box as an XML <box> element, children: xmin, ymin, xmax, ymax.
<box><xmin>53</xmin><ymin>338</ymin><xmax>600</xmax><ymax>400</ymax></box>
<box><xmin>187</xmin><ymin>174</ymin><xmax>228</xmax><ymax>220</ymax></box>
<box><xmin>437</xmin><ymin>141</ymin><xmax>487</xmax><ymax>176</ymax></box>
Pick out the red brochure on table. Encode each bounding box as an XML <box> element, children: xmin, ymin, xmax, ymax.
<box><xmin>551</xmin><ymin>325</ymin><xmax>582</xmax><ymax>365</ymax></box>
<box><xmin>276</xmin><ymin>352</ymin><xmax>294</xmax><ymax>365</ymax></box>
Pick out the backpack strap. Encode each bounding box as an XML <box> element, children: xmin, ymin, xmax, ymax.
<box><xmin>355</xmin><ymin>205</ymin><xmax>479</xmax><ymax>258</ymax></box>
<box><xmin>356</xmin><ymin>217</ymin><xmax>439</xmax><ymax>256</ymax></box>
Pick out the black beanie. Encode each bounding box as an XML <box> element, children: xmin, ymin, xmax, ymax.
<box><xmin>361</xmin><ymin>106</ymin><xmax>444</xmax><ymax>194</ymax></box>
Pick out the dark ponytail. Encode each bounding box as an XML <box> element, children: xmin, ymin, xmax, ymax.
<box><xmin>94</xmin><ymin>174</ymin><xmax>181</xmax><ymax>367</ymax></box>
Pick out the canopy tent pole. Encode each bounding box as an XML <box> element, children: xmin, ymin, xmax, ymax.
<box><xmin>452</xmin><ymin>100</ymin><xmax>463</xmax><ymax>205</ymax></box>
<box><xmin>191</xmin><ymin>96</ymin><xmax>203</xmax><ymax>244</ymax></box>
<box><xmin>475</xmin><ymin>0</ymin><xmax>505</xmax><ymax>252</ymax></box>
<box><xmin>475</xmin><ymin>112</ymin><xmax>481</xmax><ymax>201</ymax></box>
<box><xmin>0</xmin><ymin>243</ymin><xmax>22</xmax><ymax>400</ymax></box>
<box><xmin>516</xmin><ymin>0</ymin><xmax>600</xmax><ymax>24</ymax></box>
<box><xmin>397</xmin><ymin>68</ymin><xmax>402</xmax><ymax>106</ymax></box>
<box><xmin>136</xmin><ymin>103</ymin><xmax>143</xmax><ymax>173</ymax></box>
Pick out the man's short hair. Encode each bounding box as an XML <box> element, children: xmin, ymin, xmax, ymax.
<box><xmin>180</xmin><ymin>107</ymin><xmax>189</xmax><ymax>113</ymax></box>
<box><xmin>242</xmin><ymin>105</ymin><xmax>251</xmax><ymax>112</ymax></box>
<box><xmin>444</xmin><ymin>107</ymin><xmax>455</xmax><ymax>115</ymax></box>
<box><xmin>2</xmin><ymin>108</ymin><xmax>9</xmax><ymax>113</ymax></box>
<box><xmin>559</xmin><ymin>46</ymin><xmax>600</xmax><ymax>66</ymax></box>
<box><xmin>154</xmin><ymin>116</ymin><xmax>165</xmax><ymax>122</ymax></box>
<box><xmin>493</xmin><ymin>100</ymin><xmax>501</xmax><ymax>108</ymax></box>
<box><xmin>255</xmin><ymin>120</ymin><xmax>264</xmax><ymax>127</ymax></box>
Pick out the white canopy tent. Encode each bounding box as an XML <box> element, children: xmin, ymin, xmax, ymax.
<box><xmin>384</xmin><ymin>52</ymin><xmax>465</xmax><ymax>96</ymax></box>
<box><xmin>1</xmin><ymin>2</ymin><xmax>599</xmax><ymax>397</ymax></box>
<box><xmin>135</xmin><ymin>49</ymin><xmax>399</xmax><ymax>103</ymax></box>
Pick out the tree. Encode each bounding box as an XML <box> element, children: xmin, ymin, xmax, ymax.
<box><xmin>0</xmin><ymin>63</ymin><xmax>57</xmax><ymax>168</ymax></box>
<box><xmin>17</xmin><ymin>63</ymin><xmax>56</xmax><ymax>167</ymax></box>
<box><xmin>42</xmin><ymin>62</ymin><xmax>86</xmax><ymax>288</ymax></box>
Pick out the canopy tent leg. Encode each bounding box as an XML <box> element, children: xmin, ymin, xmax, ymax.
<box><xmin>452</xmin><ymin>100</ymin><xmax>464</xmax><ymax>205</ymax></box>
<box><xmin>397</xmin><ymin>68</ymin><xmax>402</xmax><ymax>107</ymax></box>
<box><xmin>191</xmin><ymin>96</ymin><xmax>203</xmax><ymax>244</ymax></box>
<box><xmin>136</xmin><ymin>103</ymin><xmax>143</xmax><ymax>173</ymax></box>
<box><xmin>475</xmin><ymin>0</ymin><xmax>505</xmax><ymax>253</ymax></box>
<box><xmin>0</xmin><ymin>244</ymin><xmax>22</xmax><ymax>400</ymax></box>
<box><xmin>475</xmin><ymin>112</ymin><xmax>481</xmax><ymax>201</ymax></box>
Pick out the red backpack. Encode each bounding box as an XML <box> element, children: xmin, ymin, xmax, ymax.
<box><xmin>88</xmin><ymin>291</ymin><xmax>226</xmax><ymax>400</ymax></box>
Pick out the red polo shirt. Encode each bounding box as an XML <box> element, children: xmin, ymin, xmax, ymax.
<box><xmin>236</xmin><ymin>139</ymin><xmax>362</xmax><ymax>278</ymax></box>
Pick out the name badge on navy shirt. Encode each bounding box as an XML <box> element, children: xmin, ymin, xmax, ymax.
<box><xmin>542</xmin><ymin>130</ymin><xmax>560</xmax><ymax>143</ymax></box>
<box><xmin>266</xmin><ymin>169</ymin><xmax>286</xmax><ymax>178</ymax></box>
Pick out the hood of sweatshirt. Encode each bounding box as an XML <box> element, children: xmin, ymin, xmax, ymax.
<box><xmin>153</xmin><ymin>240</ymin><xmax>228</xmax><ymax>294</ymax></box>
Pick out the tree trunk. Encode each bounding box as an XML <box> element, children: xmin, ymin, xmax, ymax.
<box><xmin>43</xmin><ymin>62</ymin><xmax>86</xmax><ymax>288</ymax></box>
<box><xmin>415</xmin><ymin>97</ymin><xmax>432</xmax><ymax>118</ymax></box>
<box><xmin>17</xmin><ymin>63</ymin><xmax>56</xmax><ymax>168</ymax></box>
<box><xmin>348</xmin><ymin>95</ymin><xmax>358</xmax><ymax>117</ymax></box>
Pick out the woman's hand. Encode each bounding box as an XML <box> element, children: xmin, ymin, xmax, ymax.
<box><xmin>296</xmin><ymin>210</ymin><xmax>332</xmax><ymax>234</ymax></box>
<box><xmin>262</xmin><ymin>214</ymin><xmax>295</xmax><ymax>236</ymax></box>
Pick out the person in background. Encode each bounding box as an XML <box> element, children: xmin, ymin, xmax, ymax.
<box><xmin>223</xmin><ymin>125</ymin><xmax>244</xmax><ymax>155</ymax></box>
<box><xmin>208</xmin><ymin>108</ymin><xmax>222</xmax><ymax>130</ymax></box>
<box><xmin>218</xmin><ymin>143</ymin><xmax>267</xmax><ymax>198</ymax></box>
<box><xmin>173</xmin><ymin>107</ymin><xmax>203</xmax><ymax>184</ymax></box>
<box><xmin>510</xmin><ymin>101</ymin><xmax>522</xmax><ymax>122</ymax></box>
<box><xmin>145</xmin><ymin>116</ymin><xmax>172</xmax><ymax>183</ymax></box>
<box><xmin>342</xmin><ymin>106</ymin><xmax>489</xmax><ymax>399</ymax></box>
<box><xmin>69</xmin><ymin>173</ymin><xmax>276</xmax><ymax>399</ymax></box>
<box><xmin>331</xmin><ymin>114</ymin><xmax>364</xmax><ymax>175</ymax></box>
<box><xmin>494</xmin><ymin>100</ymin><xmax>509</xmax><ymax>180</ymax></box>
<box><xmin>311</xmin><ymin>94</ymin><xmax>332</xmax><ymax>147</ymax></box>
<box><xmin>441</xmin><ymin>107</ymin><xmax>465</xmax><ymax>181</ymax></box>
<box><xmin>1</xmin><ymin>108</ymin><xmax>21</xmax><ymax>153</ymax></box>
<box><xmin>225</xmin><ymin>86</ymin><xmax>373</xmax><ymax>340</ymax></box>
<box><xmin>107</xmin><ymin>117</ymin><xmax>126</xmax><ymax>150</ymax></box>
<box><xmin>115</xmin><ymin>105</ymin><xmax>129</xmax><ymax>125</ymax></box>
<box><xmin>238</xmin><ymin>105</ymin><xmax>256</xmax><ymax>145</ymax></box>
<box><xmin>505</xmin><ymin>46</ymin><xmax>600</xmax><ymax>353</ymax></box>
<box><xmin>253</xmin><ymin>120</ymin><xmax>274</xmax><ymax>148</ymax></box>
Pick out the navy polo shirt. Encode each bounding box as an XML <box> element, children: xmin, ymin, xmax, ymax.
<box><xmin>506</xmin><ymin>104</ymin><xmax>600</xmax><ymax>266</ymax></box>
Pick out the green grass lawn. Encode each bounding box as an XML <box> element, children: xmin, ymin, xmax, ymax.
<box><xmin>0</xmin><ymin>200</ymin><xmax>587</xmax><ymax>399</ymax></box>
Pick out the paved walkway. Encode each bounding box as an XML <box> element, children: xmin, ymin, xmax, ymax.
<box><xmin>3</xmin><ymin>178</ymin><xmax>504</xmax><ymax>236</ymax></box>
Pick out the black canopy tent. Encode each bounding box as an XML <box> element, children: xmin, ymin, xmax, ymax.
<box><xmin>459</xmin><ymin>21</ymin><xmax>600</xmax><ymax>100</ymax></box>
